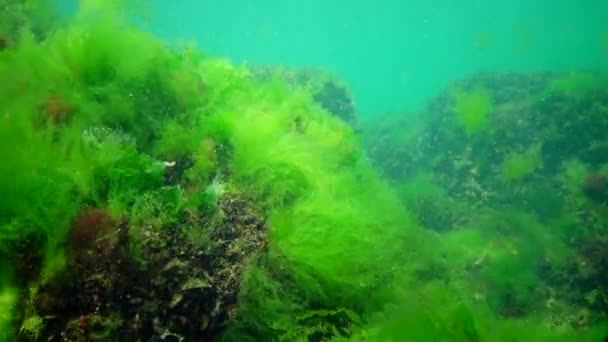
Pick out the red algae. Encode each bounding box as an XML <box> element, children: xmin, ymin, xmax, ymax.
<box><xmin>583</xmin><ymin>173</ymin><xmax>608</xmax><ymax>202</ymax></box>
<box><xmin>44</xmin><ymin>95</ymin><xmax>74</xmax><ymax>124</ymax></box>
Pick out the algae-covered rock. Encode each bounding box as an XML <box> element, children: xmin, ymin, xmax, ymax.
<box><xmin>365</xmin><ymin>71</ymin><xmax>608</xmax><ymax>215</ymax></box>
<box><xmin>252</xmin><ymin>65</ymin><xmax>358</xmax><ymax>126</ymax></box>
<box><xmin>363</xmin><ymin>71</ymin><xmax>608</xmax><ymax>328</ymax></box>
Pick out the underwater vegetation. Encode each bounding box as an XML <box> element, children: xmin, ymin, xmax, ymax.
<box><xmin>0</xmin><ymin>0</ymin><xmax>408</xmax><ymax>340</ymax></box>
<box><xmin>0</xmin><ymin>0</ymin><xmax>607</xmax><ymax>341</ymax></box>
<box><xmin>364</xmin><ymin>71</ymin><xmax>608</xmax><ymax>340</ymax></box>
<box><xmin>451</xmin><ymin>85</ymin><xmax>492</xmax><ymax>136</ymax></box>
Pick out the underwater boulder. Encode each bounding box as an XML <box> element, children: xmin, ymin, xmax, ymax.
<box><xmin>361</xmin><ymin>71</ymin><xmax>608</xmax><ymax>330</ymax></box>
<box><xmin>312</xmin><ymin>80</ymin><xmax>357</xmax><ymax>126</ymax></box>
<box><xmin>251</xmin><ymin>65</ymin><xmax>358</xmax><ymax>126</ymax></box>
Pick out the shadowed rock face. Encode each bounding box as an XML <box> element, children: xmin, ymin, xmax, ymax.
<box><xmin>27</xmin><ymin>192</ymin><xmax>267</xmax><ymax>341</ymax></box>
<box><xmin>313</xmin><ymin>81</ymin><xmax>357</xmax><ymax>127</ymax></box>
<box><xmin>251</xmin><ymin>66</ymin><xmax>358</xmax><ymax>127</ymax></box>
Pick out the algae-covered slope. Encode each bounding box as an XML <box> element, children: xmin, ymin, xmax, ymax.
<box><xmin>3</xmin><ymin>1</ymin><xmax>607</xmax><ymax>341</ymax></box>
<box><xmin>0</xmin><ymin>1</ymin><xmax>422</xmax><ymax>340</ymax></box>
<box><xmin>363</xmin><ymin>72</ymin><xmax>608</xmax><ymax>340</ymax></box>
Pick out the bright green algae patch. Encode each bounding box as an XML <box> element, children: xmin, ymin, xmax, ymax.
<box><xmin>197</xmin><ymin>71</ymin><xmax>419</xmax><ymax>303</ymax></box>
<box><xmin>0</xmin><ymin>1</ymin><xmax>421</xmax><ymax>339</ymax></box>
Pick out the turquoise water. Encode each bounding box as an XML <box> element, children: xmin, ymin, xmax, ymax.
<box><xmin>148</xmin><ymin>0</ymin><xmax>608</xmax><ymax>116</ymax></box>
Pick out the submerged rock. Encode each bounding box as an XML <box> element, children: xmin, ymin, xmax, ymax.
<box><xmin>252</xmin><ymin>66</ymin><xmax>358</xmax><ymax>126</ymax></box>
<box><xmin>362</xmin><ymin>71</ymin><xmax>608</xmax><ymax>324</ymax></box>
<box><xmin>23</xmin><ymin>192</ymin><xmax>266</xmax><ymax>341</ymax></box>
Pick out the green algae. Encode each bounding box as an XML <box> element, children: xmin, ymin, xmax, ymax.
<box><xmin>1</xmin><ymin>1</ymin><xmax>608</xmax><ymax>341</ymax></box>
<box><xmin>500</xmin><ymin>142</ymin><xmax>543</xmax><ymax>182</ymax></box>
<box><xmin>452</xmin><ymin>85</ymin><xmax>493</xmax><ymax>136</ymax></box>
